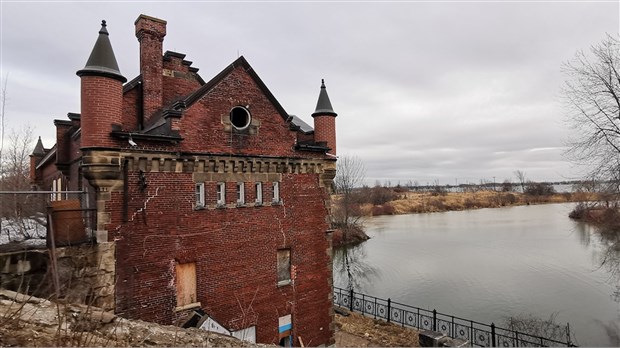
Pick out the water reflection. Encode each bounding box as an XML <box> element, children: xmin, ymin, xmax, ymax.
<box><xmin>597</xmin><ymin>228</ymin><xmax>620</xmax><ymax>303</ymax></box>
<box><xmin>574</xmin><ymin>219</ymin><xmax>620</xmax><ymax>303</ymax></box>
<box><xmin>572</xmin><ymin>220</ymin><xmax>620</xmax><ymax>345</ymax></box>
<box><xmin>332</xmin><ymin>203</ymin><xmax>620</xmax><ymax>346</ymax></box>
<box><xmin>573</xmin><ymin>221</ymin><xmax>594</xmax><ymax>247</ymax></box>
<box><xmin>333</xmin><ymin>244</ymin><xmax>378</xmax><ymax>291</ymax></box>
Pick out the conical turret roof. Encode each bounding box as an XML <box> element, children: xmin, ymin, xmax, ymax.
<box><xmin>76</xmin><ymin>20</ymin><xmax>126</xmax><ymax>82</ymax></box>
<box><xmin>31</xmin><ymin>136</ymin><xmax>45</xmax><ymax>156</ymax></box>
<box><xmin>312</xmin><ymin>79</ymin><xmax>337</xmax><ymax>117</ymax></box>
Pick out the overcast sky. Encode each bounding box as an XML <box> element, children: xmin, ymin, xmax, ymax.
<box><xmin>1</xmin><ymin>1</ymin><xmax>619</xmax><ymax>186</ymax></box>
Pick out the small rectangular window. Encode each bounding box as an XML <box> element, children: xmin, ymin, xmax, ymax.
<box><xmin>217</xmin><ymin>182</ymin><xmax>226</xmax><ymax>206</ymax></box>
<box><xmin>272</xmin><ymin>182</ymin><xmax>280</xmax><ymax>203</ymax></box>
<box><xmin>195</xmin><ymin>183</ymin><xmax>205</xmax><ymax>208</ymax></box>
<box><xmin>277</xmin><ymin>249</ymin><xmax>291</xmax><ymax>285</ymax></box>
<box><xmin>237</xmin><ymin>182</ymin><xmax>245</xmax><ymax>205</ymax></box>
<box><xmin>176</xmin><ymin>262</ymin><xmax>198</xmax><ymax>309</ymax></box>
<box><xmin>255</xmin><ymin>182</ymin><xmax>263</xmax><ymax>204</ymax></box>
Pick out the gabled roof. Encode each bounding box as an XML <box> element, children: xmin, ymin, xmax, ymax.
<box><xmin>183</xmin><ymin>56</ymin><xmax>290</xmax><ymax>122</ymax></box>
<box><xmin>35</xmin><ymin>144</ymin><xmax>57</xmax><ymax>170</ymax></box>
<box><xmin>290</xmin><ymin>115</ymin><xmax>314</xmax><ymax>134</ymax></box>
<box><xmin>113</xmin><ymin>56</ymin><xmax>298</xmax><ymax>144</ymax></box>
<box><xmin>312</xmin><ymin>79</ymin><xmax>337</xmax><ymax>117</ymax></box>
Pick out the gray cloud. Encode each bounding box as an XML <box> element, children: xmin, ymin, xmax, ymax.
<box><xmin>2</xmin><ymin>1</ymin><xmax>618</xmax><ymax>186</ymax></box>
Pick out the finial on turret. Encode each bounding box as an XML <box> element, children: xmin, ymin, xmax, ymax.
<box><xmin>99</xmin><ymin>20</ymin><xmax>109</xmax><ymax>35</ymax></box>
<box><xmin>321</xmin><ymin>79</ymin><xmax>325</xmax><ymax>88</ymax></box>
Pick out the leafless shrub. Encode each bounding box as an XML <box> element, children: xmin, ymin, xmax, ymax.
<box><xmin>503</xmin><ymin>313</ymin><xmax>574</xmax><ymax>345</ymax></box>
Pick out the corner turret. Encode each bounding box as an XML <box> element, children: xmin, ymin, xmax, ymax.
<box><xmin>312</xmin><ymin>79</ymin><xmax>337</xmax><ymax>155</ymax></box>
<box><xmin>29</xmin><ymin>137</ymin><xmax>45</xmax><ymax>185</ymax></box>
<box><xmin>76</xmin><ymin>20</ymin><xmax>125</xmax><ymax>148</ymax></box>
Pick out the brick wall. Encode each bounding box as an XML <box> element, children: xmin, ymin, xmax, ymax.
<box><xmin>80</xmin><ymin>76</ymin><xmax>123</xmax><ymax>148</ymax></box>
<box><xmin>313</xmin><ymin>115</ymin><xmax>336</xmax><ymax>155</ymax></box>
<box><xmin>109</xmin><ymin>171</ymin><xmax>334</xmax><ymax>345</ymax></box>
<box><xmin>162</xmin><ymin>55</ymin><xmax>202</xmax><ymax>107</ymax></box>
<box><xmin>123</xmin><ymin>87</ymin><xmax>141</xmax><ymax>130</ymax></box>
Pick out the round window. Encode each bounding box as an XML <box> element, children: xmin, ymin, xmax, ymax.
<box><xmin>230</xmin><ymin>106</ymin><xmax>251</xmax><ymax>130</ymax></box>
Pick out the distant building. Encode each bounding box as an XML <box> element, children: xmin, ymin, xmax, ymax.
<box><xmin>31</xmin><ymin>14</ymin><xmax>338</xmax><ymax>346</ymax></box>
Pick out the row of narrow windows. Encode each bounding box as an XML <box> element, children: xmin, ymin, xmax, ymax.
<box><xmin>194</xmin><ymin>181</ymin><xmax>280</xmax><ymax>208</ymax></box>
<box><xmin>50</xmin><ymin>177</ymin><xmax>65</xmax><ymax>201</ymax></box>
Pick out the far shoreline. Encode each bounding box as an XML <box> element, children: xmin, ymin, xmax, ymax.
<box><xmin>331</xmin><ymin>190</ymin><xmax>600</xmax><ymax>247</ymax></box>
<box><xmin>354</xmin><ymin>190</ymin><xmax>596</xmax><ymax>217</ymax></box>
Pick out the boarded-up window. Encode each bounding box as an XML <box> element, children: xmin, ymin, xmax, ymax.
<box><xmin>176</xmin><ymin>262</ymin><xmax>197</xmax><ymax>308</ymax></box>
<box><xmin>277</xmin><ymin>249</ymin><xmax>291</xmax><ymax>284</ymax></box>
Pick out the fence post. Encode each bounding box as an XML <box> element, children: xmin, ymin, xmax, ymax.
<box><xmin>515</xmin><ymin>331</ymin><xmax>519</xmax><ymax>347</ymax></box>
<box><xmin>361</xmin><ymin>294</ymin><xmax>365</xmax><ymax>316</ymax></box>
<box><xmin>349</xmin><ymin>288</ymin><xmax>354</xmax><ymax>312</ymax></box>
<box><xmin>451</xmin><ymin>316</ymin><xmax>455</xmax><ymax>337</ymax></box>
<box><xmin>387</xmin><ymin>298</ymin><xmax>391</xmax><ymax>323</ymax></box>
<box><xmin>374</xmin><ymin>297</ymin><xmax>377</xmax><ymax>319</ymax></box>
<box><xmin>491</xmin><ymin>323</ymin><xmax>496</xmax><ymax>347</ymax></box>
<box><xmin>566</xmin><ymin>322</ymin><xmax>572</xmax><ymax>346</ymax></box>
<box><xmin>433</xmin><ymin>309</ymin><xmax>437</xmax><ymax>331</ymax></box>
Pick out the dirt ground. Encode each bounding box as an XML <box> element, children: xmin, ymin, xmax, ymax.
<box><xmin>335</xmin><ymin>309</ymin><xmax>419</xmax><ymax>347</ymax></box>
<box><xmin>0</xmin><ymin>289</ymin><xmax>418</xmax><ymax>347</ymax></box>
<box><xmin>0</xmin><ymin>289</ymin><xmax>263</xmax><ymax>347</ymax></box>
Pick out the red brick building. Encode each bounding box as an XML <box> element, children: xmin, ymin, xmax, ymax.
<box><xmin>31</xmin><ymin>14</ymin><xmax>338</xmax><ymax>346</ymax></box>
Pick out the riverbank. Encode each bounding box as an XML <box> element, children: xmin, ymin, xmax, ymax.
<box><xmin>331</xmin><ymin>190</ymin><xmax>600</xmax><ymax>246</ymax></box>
<box><xmin>354</xmin><ymin>190</ymin><xmax>598</xmax><ymax>216</ymax></box>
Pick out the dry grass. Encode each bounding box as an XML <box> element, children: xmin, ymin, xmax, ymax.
<box><xmin>0</xmin><ymin>289</ymin><xmax>259</xmax><ymax>347</ymax></box>
<box><xmin>366</xmin><ymin>191</ymin><xmax>599</xmax><ymax>216</ymax></box>
<box><xmin>336</xmin><ymin>310</ymin><xmax>419</xmax><ymax>347</ymax></box>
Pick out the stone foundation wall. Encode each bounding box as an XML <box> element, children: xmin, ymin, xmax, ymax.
<box><xmin>0</xmin><ymin>242</ymin><xmax>115</xmax><ymax>310</ymax></box>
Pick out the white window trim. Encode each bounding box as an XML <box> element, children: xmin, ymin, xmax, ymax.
<box><xmin>51</xmin><ymin>180</ymin><xmax>56</xmax><ymax>201</ymax></box>
<box><xmin>255</xmin><ymin>182</ymin><xmax>263</xmax><ymax>205</ymax></box>
<box><xmin>237</xmin><ymin>182</ymin><xmax>245</xmax><ymax>206</ymax></box>
<box><xmin>217</xmin><ymin>182</ymin><xmax>226</xmax><ymax>207</ymax></box>
<box><xmin>272</xmin><ymin>182</ymin><xmax>280</xmax><ymax>203</ymax></box>
<box><xmin>57</xmin><ymin>177</ymin><xmax>63</xmax><ymax>200</ymax></box>
<box><xmin>195</xmin><ymin>183</ymin><xmax>205</xmax><ymax>208</ymax></box>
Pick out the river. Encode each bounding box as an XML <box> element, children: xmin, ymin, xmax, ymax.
<box><xmin>333</xmin><ymin>203</ymin><xmax>620</xmax><ymax>346</ymax></box>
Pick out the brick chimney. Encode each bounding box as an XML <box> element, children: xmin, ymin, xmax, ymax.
<box><xmin>135</xmin><ymin>14</ymin><xmax>167</xmax><ymax>128</ymax></box>
<box><xmin>312</xmin><ymin>79</ymin><xmax>338</xmax><ymax>155</ymax></box>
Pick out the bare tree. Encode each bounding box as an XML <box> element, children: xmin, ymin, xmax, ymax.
<box><xmin>0</xmin><ymin>125</ymin><xmax>40</xmax><ymax>241</ymax></box>
<box><xmin>1</xmin><ymin>126</ymin><xmax>34</xmax><ymax>191</ymax></box>
<box><xmin>333</xmin><ymin>155</ymin><xmax>366</xmax><ymax>243</ymax></box>
<box><xmin>562</xmin><ymin>34</ymin><xmax>620</xmax><ymax>185</ymax></box>
<box><xmin>0</xmin><ymin>74</ymin><xmax>7</xmax><ymax>182</ymax></box>
<box><xmin>503</xmin><ymin>313</ymin><xmax>575</xmax><ymax>346</ymax></box>
<box><xmin>514</xmin><ymin>170</ymin><xmax>527</xmax><ymax>193</ymax></box>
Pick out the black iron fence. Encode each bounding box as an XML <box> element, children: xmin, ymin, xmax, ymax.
<box><xmin>333</xmin><ymin>286</ymin><xmax>576</xmax><ymax>347</ymax></box>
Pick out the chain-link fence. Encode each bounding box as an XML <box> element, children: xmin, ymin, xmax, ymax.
<box><xmin>0</xmin><ymin>191</ymin><xmax>95</xmax><ymax>249</ymax></box>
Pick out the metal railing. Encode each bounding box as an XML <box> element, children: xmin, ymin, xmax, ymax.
<box><xmin>0</xmin><ymin>191</ymin><xmax>96</xmax><ymax>248</ymax></box>
<box><xmin>333</xmin><ymin>287</ymin><xmax>576</xmax><ymax>347</ymax></box>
